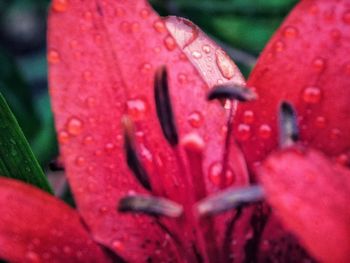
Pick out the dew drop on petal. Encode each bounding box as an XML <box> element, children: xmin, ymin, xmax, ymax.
<box><xmin>164</xmin><ymin>36</ymin><xmax>176</xmax><ymax>51</ymax></box>
<box><xmin>243</xmin><ymin>110</ymin><xmax>254</xmax><ymax>124</ymax></box>
<box><xmin>140</xmin><ymin>63</ymin><xmax>152</xmax><ymax>74</ymax></box>
<box><xmin>139</xmin><ymin>9</ymin><xmax>150</xmax><ymax>19</ymax></box>
<box><xmin>330</xmin><ymin>128</ymin><xmax>341</xmax><ymax>140</ymax></box>
<box><xmin>67</xmin><ymin>117</ymin><xmax>84</xmax><ymax>136</ymax></box>
<box><xmin>315</xmin><ymin>116</ymin><xmax>326</xmax><ymax>128</ymax></box>
<box><xmin>58</xmin><ymin>130</ymin><xmax>70</xmax><ymax>144</ymax></box>
<box><xmin>52</xmin><ymin>0</ymin><xmax>68</xmax><ymax>12</ymax></box>
<box><xmin>236</xmin><ymin>124</ymin><xmax>252</xmax><ymax>141</ymax></box>
<box><xmin>115</xmin><ymin>7</ymin><xmax>125</xmax><ymax>17</ymax></box>
<box><xmin>258</xmin><ymin>124</ymin><xmax>272</xmax><ymax>139</ymax></box>
<box><xmin>83</xmin><ymin>135</ymin><xmax>94</xmax><ymax>145</ymax></box>
<box><xmin>127</xmin><ymin>98</ymin><xmax>147</xmax><ymax>120</ymax></box>
<box><xmin>312</xmin><ymin>57</ymin><xmax>326</xmax><ymax>72</ymax></box>
<box><xmin>342</xmin><ymin>10</ymin><xmax>350</xmax><ymax>24</ymax></box>
<box><xmin>283</xmin><ymin>26</ymin><xmax>298</xmax><ymax>38</ymax></box>
<box><xmin>48</xmin><ymin>50</ymin><xmax>60</xmax><ymax>64</ymax></box>
<box><xmin>105</xmin><ymin>142</ymin><xmax>115</xmax><ymax>153</ymax></box>
<box><xmin>274</xmin><ymin>40</ymin><xmax>285</xmax><ymax>52</ymax></box>
<box><xmin>336</xmin><ymin>153</ymin><xmax>349</xmax><ymax>166</ymax></box>
<box><xmin>25</xmin><ymin>251</ymin><xmax>40</xmax><ymax>262</ymax></box>
<box><xmin>177</xmin><ymin>73</ymin><xmax>188</xmax><ymax>84</ymax></box>
<box><xmin>302</xmin><ymin>86</ymin><xmax>322</xmax><ymax>104</ymax></box>
<box><xmin>215</xmin><ymin>49</ymin><xmax>235</xmax><ymax>80</ymax></box>
<box><xmin>153</xmin><ymin>20</ymin><xmax>166</xmax><ymax>33</ymax></box>
<box><xmin>187</xmin><ymin>111</ymin><xmax>204</xmax><ymax>128</ymax></box>
<box><xmin>112</xmin><ymin>240</ymin><xmax>125</xmax><ymax>252</ymax></box>
<box><xmin>75</xmin><ymin>156</ymin><xmax>85</xmax><ymax>166</ymax></box>
<box><xmin>192</xmin><ymin>51</ymin><xmax>202</xmax><ymax>59</ymax></box>
<box><xmin>208</xmin><ymin>162</ymin><xmax>234</xmax><ymax>187</ymax></box>
<box><xmin>202</xmin><ymin>45</ymin><xmax>211</xmax><ymax>53</ymax></box>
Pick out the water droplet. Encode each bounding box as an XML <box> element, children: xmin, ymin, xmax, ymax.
<box><xmin>236</xmin><ymin>124</ymin><xmax>252</xmax><ymax>141</ymax></box>
<box><xmin>343</xmin><ymin>10</ymin><xmax>350</xmax><ymax>24</ymax></box>
<box><xmin>308</xmin><ymin>4</ymin><xmax>319</xmax><ymax>15</ymax></box>
<box><xmin>83</xmin><ymin>135</ymin><xmax>93</xmax><ymax>145</ymax></box>
<box><xmin>330</xmin><ymin>29</ymin><xmax>341</xmax><ymax>41</ymax></box>
<box><xmin>283</xmin><ymin>26</ymin><xmax>298</xmax><ymax>38</ymax></box>
<box><xmin>131</xmin><ymin>22</ymin><xmax>140</xmax><ymax>33</ymax></box>
<box><xmin>127</xmin><ymin>98</ymin><xmax>147</xmax><ymax>120</ymax></box>
<box><xmin>83</xmin><ymin>70</ymin><xmax>92</xmax><ymax>81</ymax></box>
<box><xmin>215</xmin><ymin>49</ymin><xmax>236</xmax><ymax>79</ymax></box>
<box><xmin>164</xmin><ymin>36</ymin><xmax>176</xmax><ymax>51</ymax></box>
<box><xmin>336</xmin><ymin>153</ymin><xmax>349</xmax><ymax>166</ymax></box>
<box><xmin>344</xmin><ymin>63</ymin><xmax>350</xmax><ymax>75</ymax></box>
<box><xmin>75</xmin><ymin>156</ymin><xmax>85</xmax><ymax>166</ymax></box>
<box><xmin>83</xmin><ymin>11</ymin><xmax>93</xmax><ymax>20</ymax></box>
<box><xmin>112</xmin><ymin>240</ymin><xmax>125</xmax><ymax>252</ymax></box>
<box><xmin>120</xmin><ymin>21</ymin><xmax>131</xmax><ymax>33</ymax></box>
<box><xmin>302</xmin><ymin>86</ymin><xmax>322</xmax><ymax>104</ymax></box>
<box><xmin>165</xmin><ymin>16</ymin><xmax>199</xmax><ymax>48</ymax></box>
<box><xmin>312</xmin><ymin>57</ymin><xmax>326</xmax><ymax>72</ymax></box>
<box><xmin>52</xmin><ymin>0</ymin><xmax>68</xmax><ymax>12</ymax></box>
<box><xmin>202</xmin><ymin>45</ymin><xmax>211</xmax><ymax>53</ymax></box>
<box><xmin>140</xmin><ymin>63</ymin><xmax>152</xmax><ymax>74</ymax></box>
<box><xmin>177</xmin><ymin>73</ymin><xmax>188</xmax><ymax>84</ymax></box>
<box><xmin>153</xmin><ymin>20</ymin><xmax>166</xmax><ymax>33</ymax></box>
<box><xmin>58</xmin><ymin>130</ymin><xmax>70</xmax><ymax>144</ymax></box>
<box><xmin>243</xmin><ymin>110</ymin><xmax>254</xmax><ymax>124</ymax></box>
<box><xmin>99</xmin><ymin>206</ymin><xmax>108</xmax><ymax>213</ymax></box>
<box><xmin>208</xmin><ymin>162</ymin><xmax>234</xmax><ymax>187</ymax></box>
<box><xmin>139</xmin><ymin>9</ymin><xmax>150</xmax><ymax>19</ymax></box>
<box><xmin>67</xmin><ymin>117</ymin><xmax>83</xmax><ymax>136</ymax></box>
<box><xmin>115</xmin><ymin>7</ymin><xmax>125</xmax><ymax>17</ymax></box>
<box><xmin>192</xmin><ymin>51</ymin><xmax>202</xmax><ymax>59</ymax></box>
<box><xmin>258</xmin><ymin>124</ymin><xmax>272</xmax><ymax>139</ymax></box>
<box><xmin>187</xmin><ymin>111</ymin><xmax>204</xmax><ymax>128</ymax></box>
<box><xmin>69</xmin><ymin>39</ymin><xmax>78</xmax><ymax>49</ymax></box>
<box><xmin>274</xmin><ymin>41</ymin><xmax>285</xmax><ymax>52</ymax></box>
<box><xmin>85</xmin><ymin>96</ymin><xmax>97</xmax><ymax>108</ymax></box>
<box><xmin>63</xmin><ymin>246</ymin><xmax>71</xmax><ymax>254</ymax></box>
<box><xmin>315</xmin><ymin>116</ymin><xmax>326</xmax><ymax>128</ymax></box>
<box><xmin>48</xmin><ymin>50</ymin><xmax>60</xmax><ymax>64</ymax></box>
<box><xmin>330</xmin><ymin>128</ymin><xmax>340</xmax><ymax>140</ymax></box>
<box><xmin>105</xmin><ymin>143</ymin><xmax>115</xmax><ymax>153</ymax></box>
<box><xmin>25</xmin><ymin>251</ymin><xmax>40</xmax><ymax>262</ymax></box>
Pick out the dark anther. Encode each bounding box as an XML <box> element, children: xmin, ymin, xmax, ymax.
<box><xmin>123</xmin><ymin>117</ymin><xmax>152</xmax><ymax>191</ymax></box>
<box><xmin>118</xmin><ymin>195</ymin><xmax>183</xmax><ymax>218</ymax></box>
<box><xmin>154</xmin><ymin>66</ymin><xmax>179</xmax><ymax>146</ymax></box>
<box><xmin>207</xmin><ymin>84</ymin><xmax>257</xmax><ymax>102</ymax></box>
<box><xmin>279</xmin><ymin>101</ymin><xmax>299</xmax><ymax>148</ymax></box>
<box><xmin>195</xmin><ymin>185</ymin><xmax>265</xmax><ymax>217</ymax></box>
<box><xmin>49</xmin><ymin>159</ymin><xmax>64</xmax><ymax>171</ymax></box>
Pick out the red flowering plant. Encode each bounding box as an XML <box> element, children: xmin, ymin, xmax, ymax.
<box><xmin>0</xmin><ymin>0</ymin><xmax>349</xmax><ymax>262</ymax></box>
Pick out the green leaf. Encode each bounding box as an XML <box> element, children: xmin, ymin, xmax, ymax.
<box><xmin>0</xmin><ymin>92</ymin><xmax>53</xmax><ymax>194</ymax></box>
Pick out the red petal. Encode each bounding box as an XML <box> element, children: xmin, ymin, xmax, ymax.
<box><xmin>259</xmin><ymin>148</ymin><xmax>350</xmax><ymax>263</ymax></box>
<box><xmin>0</xmin><ymin>177</ymin><xmax>110</xmax><ymax>263</ymax></box>
<box><xmin>234</xmin><ymin>0</ymin><xmax>350</xmax><ymax>171</ymax></box>
<box><xmin>48</xmin><ymin>0</ymin><xmax>247</xmax><ymax>260</ymax></box>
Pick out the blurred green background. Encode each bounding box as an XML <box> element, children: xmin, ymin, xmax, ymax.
<box><xmin>0</xmin><ymin>0</ymin><xmax>297</xmax><ymax>169</ymax></box>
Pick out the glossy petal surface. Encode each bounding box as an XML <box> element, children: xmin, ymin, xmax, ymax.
<box><xmin>234</xmin><ymin>0</ymin><xmax>350</xmax><ymax>172</ymax></box>
<box><xmin>48</xmin><ymin>0</ymin><xmax>247</xmax><ymax>260</ymax></box>
<box><xmin>259</xmin><ymin>148</ymin><xmax>350</xmax><ymax>263</ymax></box>
<box><xmin>0</xmin><ymin>177</ymin><xmax>110</xmax><ymax>263</ymax></box>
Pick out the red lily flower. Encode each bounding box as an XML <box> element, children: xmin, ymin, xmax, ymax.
<box><xmin>0</xmin><ymin>0</ymin><xmax>349</xmax><ymax>262</ymax></box>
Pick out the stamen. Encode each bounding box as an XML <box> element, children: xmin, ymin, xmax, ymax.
<box><xmin>195</xmin><ymin>185</ymin><xmax>265</xmax><ymax>216</ymax></box>
<box><xmin>279</xmin><ymin>101</ymin><xmax>299</xmax><ymax>148</ymax></box>
<box><xmin>154</xmin><ymin>66</ymin><xmax>179</xmax><ymax>146</ymax></box>
<box><xmin>118</xmin><ymin>195</ymin><xmax>183</xmax><ymax>218</ymax></box>
<box><xmin>123</xmin><ymin>116</ymin><xmax>152</xmax><ymax>191</ymax></box>
<box><xmin>207</xmin><ymin>84</ymin><xmax>257</xmax><ymax>102</ymax></box>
